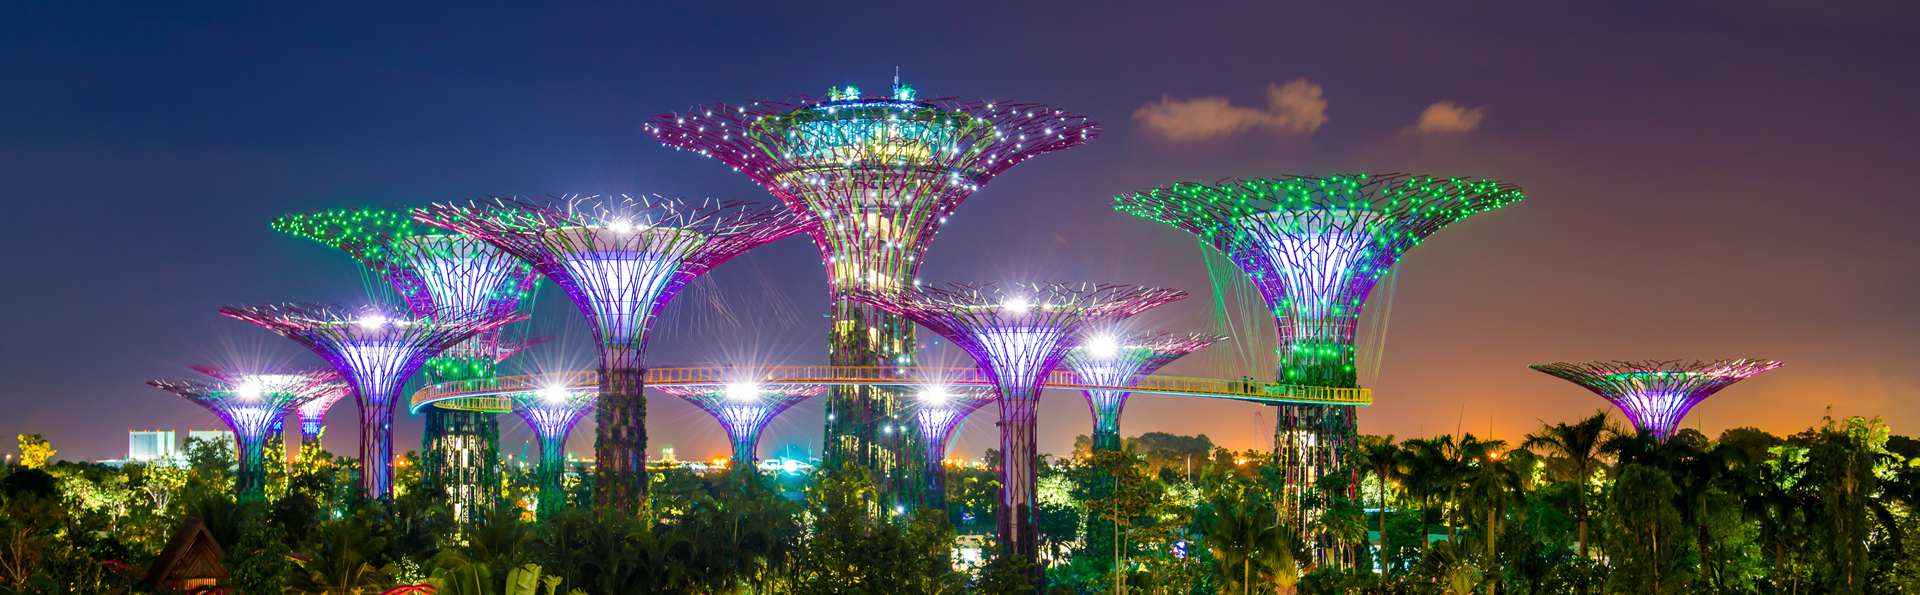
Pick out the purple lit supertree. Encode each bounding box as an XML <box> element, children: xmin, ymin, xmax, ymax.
<box><xmin>220</xmin><ymin>304</ymin><xmax>523</xmax><ymax>499</ymax></box>
<box><xmin>1531</xmin><ymin>359</ymin><xmax>1782</xmax><ymax>442</ymax></box>
<box><xmin>504</xmin><ymin>384</ymin><xmax>596</xmax><ymax>520</ymax></box>
<box><xmin>909</xmin><ymin>385</ymin><xmax>995</xmax><ymax>511</ymax></box>
<box><xmin>274</xmin><ymin>208</ymin><xmax>541</xmax><ymax>523</ymax></box>
<box><xmin>655</xmin><ymin>383</ymin><xmax>824</xmax><ymax>468</ymax></box>
<box><xmin>416</xmin><ymin>195</ymin><xmax>808</xmax><ymax>513</ymax></box>
<box><xmin>1117</xmin><ymin>174</ymin><xmax>1524</xmax><ymax>541</ymax></box>
<box><xmin>292</xmin><ymin>385</ymin><xmax>351</xmax><ymax>447</ymax></box>
<box><xmin>147</xmin><ymin>367</ymin><xmax>337</xmax><ymax>501</ymax></box>
<box><xmin>1062</xmin><ymin>331</ymin><xmax>1225</xmax><ymax>452</ymax></box>
<box><xmin>849</xmin><ymin>282</ymin><xmax>1185</xmax><ymax>564</ymax></box>
<box><xmin>646</xmin><ymin>78</ymin><xmax>1100</xmax><ymax>504</ymax></box>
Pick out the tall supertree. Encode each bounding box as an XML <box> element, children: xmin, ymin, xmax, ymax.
<box><xmin>147</xmin><ymin>367</ymin><xmax>338</xmax><ymax>501</ymax></box>
<box><xmin>655</xmin><ymin>383</ymin><xmax>823</xmax><ymax>469</ymax></box>
<box><xmin>1531</xmin><ymin>359</ymin><xmax>1782</xmax><ymax>442</ymax></box>
<box><xmin>849</xmin><ymin>282</ymin><xmax>1185</xmax><ymax>566</ymax></box>
<box><xmin>1116</xmin><ymin>173</ymin><xmax>1523</xmax><ymax>530</ymax></box>
<box><xmin>221</xmin><ymin>304</ymin><xmax>523</xmax><ymax>499</ymax></box>
<box><xmin>416</xmin><ymin>195</ymin><xmax>808</xmax><ymax>513</ymax></box>
<box><xmin>647</xmin><ymin>78</ymin><xmax>1101</xmax><ymax>503</ymax></box>
<box><xmin>1062</xmin><ymin>331</ymin><xmax>1224</xmax><ymax>452</ymax></box>
<box><xmin>275</xmin><ymin>208</ymin><xmax>540</xmax><ymax>523</ymax></box>
<box><xmin>910</xmin><ymin>385</ymin><xmax>995</xmax><ymax>511</ymax></box>
<box><xmin>504</xmin><ymin>384</ymin><xmax>596</xmax><ymax>519</ymax></box>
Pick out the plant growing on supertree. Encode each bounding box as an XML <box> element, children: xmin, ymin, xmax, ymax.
<box><xmin>847</xmin><ymin>282</ymin><xmax>1185</xmax><ymax>569</ymax></box>
<box><xmin>221</xmin><ymin>303</ymin><xmax>523</xmax><ymax>499</ymax></box>
<box><xmin>415</xmin><ymin>194</ymin><xmax>808</xmax><ymax>513</ymax></box>
<box><xmin>1115</xmin><ymin>173</ymin><xmax>1523</xmax><ymax>529</ymax></box>
<box><xmin>656</xmin><ymin>383</ymin><xmax>823</xmax><ymax>469</ymax></box>
<box><xmin>1062</xmin><ymin>330</ymin><xmax>1225</xmax><ymax>452</ymax></box>
<box><xmin>503</xmin><ymin>383</ymin><xmax>595</xmax><ymax>520</ymax></box>
<box><xmin>908</xmin><ymin>385</ymin><xmax>995</xmax><ymax>511</ymax></box>
<box><xmin>1530</xmin><ymin>359</ymin><xmax>1782</xmax><ymax>442</ymax></box>
<box><xmin>147</xmin><ymin>367</ymin><xmax>338</xmax><ymax>501</ymax></box>
<box><xmin>274</xmin><ymin>208</ymin><xmax>542</xmax><ymax>523</ymax></box>
<box><xmin>646</xmin><ymin>78</ymin><xmax>1101</xmax><ymax>504</ymax></box>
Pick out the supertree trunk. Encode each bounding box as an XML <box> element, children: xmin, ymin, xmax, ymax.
<box><xmin>360</xmin><ymin>399</ymin><xmax>395</xmax><ymax>499</ymax></box>
<box><xmin>924</xmin><ymin>436</ymin><xmax>951</xmax><ymax>512</ymax></box>
<box><xmin>1091</xmin><ymin>408</ymin><xmax>1125</xmax><ymax>453</ymax></box>
<box><xmin>997</xmin><ymin>396</ymin><xmax>1041</xmax><ymax>564</ymax></box>
<box><xmin>824</xmin><ymin>298</ymin><xmax>917</xmax><ymax>506</ymax></box>
<box><xmin>1273</xmin><ymin>344</ymin><xmax>1361</xmax><ymax>567</ymax></box>
<box><xmin>236</xmin><ymin>436</ymin><xmax>267</xmax><ymax>503</ymax></box>
<box><xmin>594</xmin><ymin>349</ymin><xmax>647</xmax><ymax>514</ymax></box>
<box><xmin>298</xmin><ymin>419</ymin><xmax>322</xmax><ymax>449</ymax></box>
<box><xmin>537</xmin><ymin>436</ymin><xmax>567</xmax><ymax>519</ymax></box>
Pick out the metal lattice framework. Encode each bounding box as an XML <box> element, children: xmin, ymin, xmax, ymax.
<box><xmin>503</xmin><ymin>385</ymin><xmax>596</xmax><ymax>519</ymax></box>
<box><xmin>148</xmin><ymin>367</ymin><xmax>338</xmax><ymax>501</ymax></box>
<box><xmin>848</xmin><ymin>282</ymin><xmax>1185</xmax><ymax>561</ymax></box>
<box><xmin>654</xmin><ymin>384</ymin><xmax>824</xmax><ymax>467</ymax></box>
<box><xmin>646</xmin><ymin>81</ymin><xmax>1101</xmax><ymax>503</ymax></box>
<box><xmin>276</xmin><ymin>208</ymin><xmax>543</xmax><ymax>523</ymax></box>
<box><xmin>1116</xmin><ymin>173</ymin><xmax>1523</xmax><ymax>532</ymax></box>
<box><xmin>910</xmin><ymin>386</ymin><xmax>996</xmax><ymax>510</ymax></box>
<box><xmin>415</xmin><ymin>194</ymin><xmax>807</xmax><ymax>512</ymax></box>
<box><xmin>292</xmin><ymin>384</ymin><xmax>351</xmax><ymax>446</ymax></box>
<box><xmin>220</xmin><ymin>303</ymin><xmax>522</xmax><ymax>499</ymax></box>
<box><xmin>1531</xmin><ymin>359</ymin><xmax>1782</xmax><ymax>442</ymax></box>
<box><xmin>1062</xmin><ymin>331</ymin><xmax>1224</xmax><ymax>452</ymax></box>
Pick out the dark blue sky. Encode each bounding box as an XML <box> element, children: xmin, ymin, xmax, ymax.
<box><xmin>4</xmin><ymin>2</ymin><xmax>1916</xmax><ymax>461</ymax></box>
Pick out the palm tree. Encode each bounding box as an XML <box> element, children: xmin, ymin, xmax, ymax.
<box><xmin>1204</xmin><ymin>490</ymin><xmax>1293</xmax><ymax>594</ymax></box>
<box><xmin>1522</xmin><ymin>411</ymin><xmax>1608</xmax><ymax>558</ymax></box>
<box><xmin>1397</xmin><ymin>437</ymin><xmax>1449</xmax><ymax>553</ymax></box>
<box><xmin>1461</xmin><ymin>443</ymin><xmax>1525</xmax><ymax>580</ymax></box>
<box><xmin>1357</xmin><ymin>435</ymin><xmax>1401</xmax><ymax>574</ymax></box>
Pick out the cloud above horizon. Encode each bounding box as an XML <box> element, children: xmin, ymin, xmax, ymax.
<box><xmin>1133</xmin><ymin>79</ymin><xmax>1327</xmax><ymax>141</ymax></box>
<box><xmin>1413</xmin><ymin>101</ymin><xmax>1486</xmax><ymax>134</ymax></box>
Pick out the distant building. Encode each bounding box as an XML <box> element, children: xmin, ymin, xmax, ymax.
<box><xmin>128</xmin><ymin>429</ymin><xmax>178</xmax><ymax>462</ymax></box>
<box><xmin>185</xmin><ymin>430</ymin><xmax>235</xmax><ymax>453</ymax></box>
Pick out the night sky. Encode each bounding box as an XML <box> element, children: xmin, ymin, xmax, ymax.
<box><xmin>3</xmin><ymin>3</ymin><xmax>1915</xmax><ymax>462</ymax></box>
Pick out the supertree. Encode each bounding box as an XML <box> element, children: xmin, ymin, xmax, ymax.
<box><xmin>292</xmin><ymin>384</ymin><xmax>351</xmax><ymax>448</ymax></box>
<box><xmin>646</xmin><ymin>77</ymin><xmax>1100</xmax><ymax>503</ymax></box>
<box><xmin>147</xmin><ymin>367</ymin><xmax>338</xmax><ymax>501</ymax></box>
<box><xmin>416</xmin><ymin>195</ymin><xmax>808</xmax><ymax>512</ymax></box>
<box><xmin>503</xmin><ymin>384</ymin><xmax>596</xmax><ymax>519</ymax></box>
<box><xmin>655</xmin><ymin>383</ymin><xmax>824</xmax><ymax>469</ymax></box>
<box><xmin>1531</xmin><ymin>359</ymin><xmax>1782</xmax><ymax>442</ymax></box>
<box><xmin>1062</xmin><ymin>331</ymin><xmax>1225</xmax><ymax>452</ymax></box>
<box><xmin>221</xmin><ymin>303</ymin><xmax>523</xmax><ymax>499</ymax></box>
<box><xmin>909</xmin><ymin>385</ymin><xmax>995</xmax><ymax>511</ymax></box>
<box><xmin>274</xmin><ymin>208</ymin><xmax>541</xmax><ymax>523</ymax></box>
<box><xmin>1116</xmin><ymin>173</ymin><xmax>1523</xmax><ymax>532</ymax></box>
<box><xmin>849</xmin><ymin>282</ymin><xmax>1185</xmax><ymax>565</ymax></box>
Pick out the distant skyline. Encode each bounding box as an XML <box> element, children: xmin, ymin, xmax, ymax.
<box><xmin>3</xmin><ymin>2</ymin><xmax>1916</xmax><ymax>461</ymax></box>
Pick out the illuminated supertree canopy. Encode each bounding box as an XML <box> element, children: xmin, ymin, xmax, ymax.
<box><xmin>646</xmin><ymin>79</ymin><xmax>1102</xmax><ymax>503</ymax></box>
<box><xmin>1062</xmin><ymin>331</ymin><xmax>1225</xmax><ymax>452</ymax></box>
<box><xmin>1116</xmin><ymin>173</ymin><xmax>1523</xmax><ymax>533</ymax></box>
<box><xmin>220</xmin><ymin>303</ymin><xmax>523</xmax><ymax>499</ymax></box>
<box><xmin>655</xmin><ymin>383</ymin><xmax>823</xmax><ymax>467</ymax></box>
<box><xmin>147</xmin><ymin>367</ymin><xmax>337</xmax><ymax>501</ymax></box>
<box><xmin>849</xmin><ymin>282</ymin><xmax>1185</xmax><ymax>563</ymax></box>
<box><xmin>1531</xmin><ymin>359</ymin><xmax>1782</xmax><ymax>442</ymax></box>
<box><xmin>276</xmin><ymin>207</ymin><xmax>544</xmax><ymax>523</ymax></box>
<box><xmin>416</xmin><ymin>194</ymin><xmax>808</xmax><ymax>512</ymax></box>
<box><xmin>292</xmin><ymin>384</ymin><xmax>351</xmax><ymax>446</ymax></box>
<box><xmin>909</xmin><ymin>385</ymin><xmax>995</xmax><ymax>511</ymax></box>
<box><xmin>504</xmin><ymin>384</ymin><xmax>596</xmax><ymax>520</ymax></box>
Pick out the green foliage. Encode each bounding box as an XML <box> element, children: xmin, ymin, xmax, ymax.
<box><xmin>1604</xmin><ymin>463</ymin><xmax>1693</xmax><ymax>593</ymax></box>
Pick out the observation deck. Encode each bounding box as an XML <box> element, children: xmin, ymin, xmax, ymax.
<box><xmin>409</xmin><ymin>364</ymin><xmax>1372</xmax><ymax>414</ymax></box>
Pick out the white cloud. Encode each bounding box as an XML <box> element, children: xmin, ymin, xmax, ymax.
<box><xmin>1413</xmin><ymin>101</ymin><xmax>1486</xmax><ymax>134</ymax></box>
<box><xmin>1133</xmin><ymin>79</ymin><xmax>1328</xmax><ymax>141</ymax></box>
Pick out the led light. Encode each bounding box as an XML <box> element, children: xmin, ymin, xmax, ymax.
<box><xmin>354</xmin><ymin>313</ymin><xmax>389</xmax><ymax>330</ymax></box>
<box><xmin>1084</xmin><ymin>335</ymin><xmax>1120</xmax><ymax>360</ymax></box>
<box><xmin>608</xmin><ymin>219</ymin><xmax>635</xmax><ymax>234</ymax></box>
<box><xmin>538</xmin><ymin>384</ymin><xmax>570</xmax><ymax>404</ymax></box>
<box><xmin>1001</xmin><ymin>297</ymin><xmax>1031</xmax><ymax>314</ymax></box>
<box><xmin>919</xmin><ymin>385</ymin><xmax>951</xmax><ymax>404</ymax></box>
<box><xmin>234</xmin><ymin>380</ymin><xmax>264</xmax><ymax>401</ymax></box>
<box><xmin>725</xmin><ymin>382</ymin><xmax>761</xmax><ymax>402</ymax></box>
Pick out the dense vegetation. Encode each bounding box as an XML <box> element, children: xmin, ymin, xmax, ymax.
<box><xmin>1</xmin><ymin>411</ymin><xmax>1915</xmax><ymax>593</ymax></box>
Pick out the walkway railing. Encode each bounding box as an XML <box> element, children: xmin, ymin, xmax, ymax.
<box><xmin>410</xmin><ymin>364</ymin><xmax>1372</xmax><ymax>413</ymax></box>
